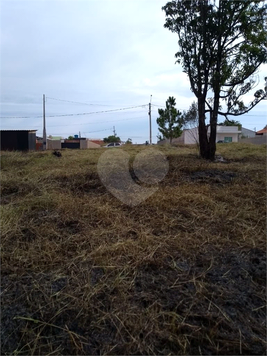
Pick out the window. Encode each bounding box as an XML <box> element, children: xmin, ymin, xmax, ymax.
<box><xmin>224</xmin><ymin>137</ymin><xmax>232</xmax><ymax>143</ymax></box>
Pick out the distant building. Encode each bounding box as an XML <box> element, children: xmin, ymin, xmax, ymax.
<box><xmin>43</xmin><ymin>137</ymin><xmax>102</xmax><ymax>150</ymax></box>
<box><xmin>239</xmin><ymin>126</ymin><xmax>267</xmax><ymax>144</ymax></box>
<box><xmin>238</xmin><ymin>127</ymin><xmax>267</xmax><ymax>144</ymax></box>
<box><xmin>241</xmin><ymin>127</ymin><xmax>256</xmax><ymax>139</ymax></box>
<box><xmin>62</xmin><ymin>137</ymin><xmax>86</xmax><ymax>149</ymax></box>
<box><xmin>88</xmin><ymin>139</ymin><xmax>105</xmax><ymax>146</ymax></box>
<box><xmin>158</xmin><ymin>126</ymin><xmax>241</xmax><ymax>145</ymax></box>
<box><xmin>47</xmin><ymin>138</ymin><xmax>62</xmax><ymax>150</ymax></box>
<box><xmin>86</xmin><ymin>140</ymin><xmax>101</xmax><ymax>148</ymax></box>
<box><xmin>0</xmin><ymin>130</ymin><xmax>37</xmax><ymax>151</ymax></box>
<box><xmin>256</xmin><ymin>127</ymin><xmax>267</xmax><ymax>136</ymax></box>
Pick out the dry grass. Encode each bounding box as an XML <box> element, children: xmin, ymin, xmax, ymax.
<box><xmin>1</xmin><ymin>143</ymin><xmax>266</xmax><ymax>355</ymax></box>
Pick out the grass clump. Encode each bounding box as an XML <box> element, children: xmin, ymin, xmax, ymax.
<box><xmin>1</xmin><ymin>144</ymin><xmax>266</xmax><ymax>355</ymax></box>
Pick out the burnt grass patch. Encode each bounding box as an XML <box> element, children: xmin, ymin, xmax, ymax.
<box><xmin>1</xmin><ymin>247</ymin><xmax>265</xmax><ymax>355</ymax></box>
<box><xmin>55</xmin><ymin>172</ymin><xmax>107</xmax><ymax>196</ymax></box>
<box><xmin>188</xmin><ymin>170</ymin><xmax>237</xmax><ymax>184</ymax></box>
<box><xmin>1</xmin><ymin>145</ymin><xmax>266</xmax><ymax>355</ymax></box>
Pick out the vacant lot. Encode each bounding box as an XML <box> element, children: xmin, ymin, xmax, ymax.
<box><xmin>1</xmin><ymin>143</ymin><xmax>266</xmax><ymax>355</ymax></box>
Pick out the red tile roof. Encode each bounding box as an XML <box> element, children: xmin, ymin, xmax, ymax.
<box><xmin>256</xmin><ymin>128</ymin><xmax>267</xmax><ymax>134</ymax></box>
<box><xmin>89</xmin><ymin>139</ymin><xmax>104</xmax><ymax>145</ymax></box>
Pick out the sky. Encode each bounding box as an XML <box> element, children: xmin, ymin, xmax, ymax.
<box><xmin>0</xmin><ymin>0</ymin><xmax>266</xmax><ymax>143</ymax></box>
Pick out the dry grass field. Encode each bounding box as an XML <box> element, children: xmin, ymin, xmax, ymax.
<box><xmin>1</xmin><ymin>143</ymin><xmax>266</xmax><ymax>355</ymax></box>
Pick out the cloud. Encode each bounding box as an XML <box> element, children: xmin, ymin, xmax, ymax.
<box><xmin>1</xmin><ymin>0</ymin><xmax>266</xmax><ymax>141</ymax></box>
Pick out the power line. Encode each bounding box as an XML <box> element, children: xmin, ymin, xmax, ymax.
<box><xmin>0</xmin><ymin>104</ymin><xmax>148</xmax><ymax>119</ymax></box>
<box><xmin>40</xmin><ymin>116</ymin><xmax>150</xmax><ymax>128</ymax></box>
<box><xmin>46</xmin><ymin>97</ymin><xmax>111</xmax><ymax>107</ymax></box>
<box><xmin>83</xmin><ymin>128</ymin><xmax>113</xmax><ymax>133</ymax></box>
<box><xmin>48</xmin><ymin>128</ymin><xmax>113</xmax><ymax>135</ymax></box>
<box><xmin>18</xmin><ymin>116</ymin><xmax>149</xmax><ymax>131</ymax></box>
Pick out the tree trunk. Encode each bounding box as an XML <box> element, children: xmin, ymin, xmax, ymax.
<box><xmin>198</xmin><ymin>98</ymin><xmax>210</xmax><ymax>159</ymax></box>
<box><xmin>208</xmin><ymin>116</ymin><xmax>217</xmax><ymax>160</ymax></box>
<box><xmin>208</xmin><ymin>94</ymin><xmax>220</xmax><ymax>161</ymax></box>
<box><xmin>198</xmin><ymin>97</ymin><xmax>218</xmax><ymax>160</ymax></box>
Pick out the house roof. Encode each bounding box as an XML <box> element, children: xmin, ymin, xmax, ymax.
<box><xmin>89</xmin><ymin>139</ymin><xmax>104</xmax><ymax>145</ymax></box>
<box><xmin>256</xmin><ymin>128</ymin><xmax>267</xmax><ymax>134</ymax></box>
<box><xmin>0</xmin><ymin>129</ymin><xmax>38</xmax><ymax>132</ymax></box>
<box><xmin>48</xmin><ymin>136</ymin><xmax>62</xmax><ymax>140</ymax></box>
<box><xmin>242</xmin><ymin>127</ymin><xmax>256</xmax><ymax>133</ymax></box>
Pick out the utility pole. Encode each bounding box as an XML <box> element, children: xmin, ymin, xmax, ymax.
<box><xmin>148</xmin><ymin>95</ymin><xmax>152</xmax><ymax>144</ymax></box>
<box><xmin>113</xmin><ymin>126</ymin><xmax>116</xmax><ymax>136</ymax></box>
<box><xmin>43</xmin><ymin>94</ymin><xmax>47</xmax><ymax>150</ymax></box>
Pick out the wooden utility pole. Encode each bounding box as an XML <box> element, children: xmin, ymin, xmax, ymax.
<box><xmin>43</xmin><ymin>94</ymin><xmax>47</xmax><ymax>150</ymax></box>
<box><xmin>148</xmin><ymin>95</ymin><xmax>152</xmax><ymax>144</ymax></box>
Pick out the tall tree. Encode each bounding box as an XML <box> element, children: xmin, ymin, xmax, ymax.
<box><xmin>162</xmin><ymin>0</ymin><xmax>267</xmax><ymax>160</ymax></box>
<box><xmin>157</xmin><ymin>96</ymin><xmax>183</xmax><ymax>144</ymax></box>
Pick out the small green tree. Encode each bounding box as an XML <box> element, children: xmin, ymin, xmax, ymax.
<box><xmin>157</xmin><ymin>96</ymin><xmax>183</xmax><ymax>144</ymax></box>
<box><xmin>125</xmin><ymin>138</ymin><xmax>132</xmax><ymax>144</ymax></box>
<box><xmin>68</xmin><ymin>136</ymin><xmax>74</xmax><ymax>140</ymax></box>
<box><xmin>219</xmin><ymin>119</ymin><xmax>242</xmax><ymax>130</ymax></box>
<box><xmin>103</xmin><ymin>135</ymin><xmax>121</xmax><ymax>143</ymax></box>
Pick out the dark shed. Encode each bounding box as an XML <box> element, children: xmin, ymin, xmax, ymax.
<box><xmin>0</xmin><ymin>130</ymin><xmax>37</xmax><ymax>151</ymax></box>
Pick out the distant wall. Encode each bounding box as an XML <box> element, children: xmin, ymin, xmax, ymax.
<box><xmin>86</xmin><ymin>140</ymin><xmax>101</xmax><ymax>148</ymax></box>
<box><xmin>47</xmin><ymin>139</ymin><xmax>61</xmax><ymax>150</ymax></box>
<box><xmin>185</xmin><ymin>128</ymin><xmax>198</xmax><ymax>144</ymax></box>
<box><xmin>28</xmin><ymin>132</ymin><xmax>37</xmax><ymax>150</ymax></box>
<box><xmin>240</xmin><ymin>136</ymin><xmax>267</xmax><ymax>145</ymax></box>
<box><xmin>36</xmin><ymin>142</ymin><xmax>43</xmax><ymax>151</ymax></box>
<box><xmin>80</xmin><ymin>140</ymin><xmax>87</xmax><ymax>149</ymax></box>
<box><xmin>61</xmin><ymin>141</ymin><xmax>80</xmax><ymax>149</ymax></box>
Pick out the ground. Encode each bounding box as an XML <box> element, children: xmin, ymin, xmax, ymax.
<box><xmin>1</xmin><ymin>143</ymin><xmax>266</xmax><ymax>355</ymax></box>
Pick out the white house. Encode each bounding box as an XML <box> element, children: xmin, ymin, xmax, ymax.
<box><xmin>215</xmin><ymin>126</ymin><xmax>242</xmax><ymax>143</ymax></box>
<box><xmin>158</xmin><ymin>126</ymin><xmax>242</xmax><ymax>145</ymax></box>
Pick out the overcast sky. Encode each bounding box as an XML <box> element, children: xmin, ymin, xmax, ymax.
<box><xmin>1</xmin><ymin>0</ymin><xmax>266</xmax><ymax>143</ymax></box>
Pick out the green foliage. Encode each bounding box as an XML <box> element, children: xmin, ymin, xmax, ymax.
<box><xmin>103</xmin><ymin>135</ymin><xmax>121</xmax><ymax>143</ymax></box>
<box><xmin>219</xmin><ymin>119</ymin><xmax>242</xmax><ymax>130</ymax></box>
<box><xmin>162</xmin><ymin>0</ymin><xmax>267</xmax><ymax>159</ymax></box>
<box><xmin>156</xmin><ymin>96</ymin><xmax>183</xmax><ymax>144</ymax></box>
<box><xmin>68</xmin><ymin>136</ymin><xmax>74</xmax><ymax>140</ymax></box>
<box><xmin>125</xmin><ymin>138</ymin><xmax>132</xmax><ymax>144</ymax></box>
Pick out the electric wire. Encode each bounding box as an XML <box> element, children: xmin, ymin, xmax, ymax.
<box><xmin>0</xmin><ymin>104</ymin><xmax>148</xmax><ymax>119</ymax></box>
<box><xmin>46</xmin><ymin>97</ymin><xmax>111</xmax><ymax>106</ymax></box>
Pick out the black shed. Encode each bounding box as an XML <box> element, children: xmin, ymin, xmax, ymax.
<box><xmin>0</xmin><ymin>130</ymin><xmax>37</xmax><ymax>151</ymax></box>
